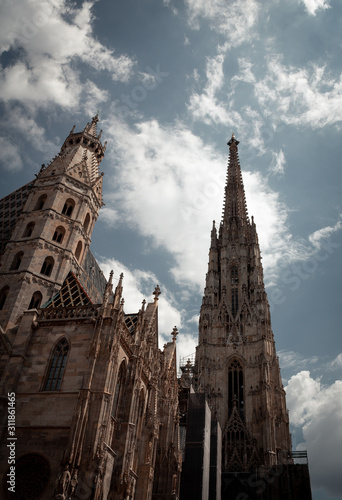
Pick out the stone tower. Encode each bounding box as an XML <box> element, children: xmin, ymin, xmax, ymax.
<box><xmin>194</xmin><ymin>134</ymin><xmax>292</xmax><ymax>472</ymax></box>
<box><xmin>0</xmin><ymin>120</ymin><xmax>182</xmax><ymax>500</ymax></box>
<box><xmin>0</xmin><ymin>115</ymin><xmax>106</xmax><ymax>331</ymax></box>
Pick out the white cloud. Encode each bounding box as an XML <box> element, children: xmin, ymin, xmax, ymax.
<box><xmin>188</xmin><ymin>54</ymin><xmax>243</xmax><ymax>126</ymax></box>
<box><xmin>308</xmin><ymin>216</ymin><xmax>342</xmax><ymax>249</ymax></box>
<box><xmin>187</xmin><ymin>314</ymin><xmax>199</xmax><ymax>325</ymax></box>
<box><xmin>268</xmin><ymin>149</ymin><xmax>286</xmax><ymax>176</ymax></box>
<box><xmin>330</xmin><ymin>353</ymin><xmax>342</xmax><ymax>369</ymax></box>
<box><xmin>174</xmin><ymin>333</ymin><xmax>197</xmax><ymax>368</ymax></box>
<box><xmin>101</xmin><ymin>115</ymin><xmax>321</xmax><ymax>291</ymax></box>
<box><xmin>187</xmin><ymin>56</ymin><xmax>270</xmax><ymax>156</ymax></box>
<box><xmin>0</xmin><ymin>0</ymin><xmax>134</xmax><ymax>109</ymax></box>
<box><xmin>255</xmin><ymin>58</ymin><xmax>342</xmax><ymax>129</ymax></box>
<box><xmin>278</xmin><ymin>350</ymin><xmax>319</xmax><ymax>372</ymax></box>
<box><xmin>0</xmin><ymin>137</ymin><xmax>23</xmax><ymax>171</ymax></box>
<box><xmin>231</xmin><ymin>58</ymin><xmax>256</xmax><ymax>86</ymax></box>
<box><xmin>5</xmin><ymin>107</ymin><xmax>57</xmax><ymax>154</ymax></box>
<box><xmin>300</xmin><ymin>0</ymin><xmax>331</xmax><ymax>16</ymax></box>
<box><xmin>286</xmin><ymin>371</ymin><xmax>342</xmax><ymax>496</ymax></box>
<box><xmin>184</xmin><ymin>0</ymin><xmax>260</xmax><ymax>47</ymax></box>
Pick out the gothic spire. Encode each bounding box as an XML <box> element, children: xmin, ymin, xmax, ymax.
<box><xmin>222</xmin><ymin>133</ymin><xmax>249</xmax><ymax>229</ymax></box>
<box><xmin>85</xmin><ymin>113</ymin><xmax>99</xmax><ymax>137</ymax></box>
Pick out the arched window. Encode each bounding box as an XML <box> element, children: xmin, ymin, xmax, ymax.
<box><xmin>231</xmin><ymin>266</ymin><xmax>238</xmax><ymax>285</ymax></box>
<box><xmin>23</xmin><ymin>221</ymin><xmax>35</xmax><ymax>238</ymax></box>
<box><xmin>112</xmin><ymin>361</ymin><xmax>127</xmax><ymax>419</ymax></box>
<box><xmin>10</xmin><ymin>251</ymin><xmax>23</xmax><ymax>271</ymax></box>
<box><xmin>52</xmin><ymin>226</ymin><xmax>65</xmax><ymax>244</ymax></box>
<box><xmin>43</xmin><ymin>338</ymin><xmax>69</xmax><ymax>391</ymax></box>
<box><xmin>228</xmin><ymin>359</ymin><xmax>244</xmax><ymax>418</ymax></box>
<box><xmin>75</xmin><ymin>241</ymin><xmax>82</xmax><ymax>261</ymax></box>
<box><xmin>62</xmin><ymin>198</ymin><xmax>75</xmax><ymax>217</ymax></box>
<box><xmin>28</xmin><ymin>291</ymin><xmax>42</xmax><ymax>310</ymax></box>
<box><xmin>40</xmin><ymin>257</ymin><xmax>54</xmax><ymax>277</ymax></box>
<box><xmin>83</xmin><ymin>213</ymin><xmax>91</xmax><ymax>233</ymax></box>
<box><xmin>34</xmin><ymin>194</ymin><xmax>47</xmax><ymax>211</ymax></box>
<box><xmin>231</xmin><ymin>266</ymin><xmax>239</xmax><ymax>317</ymax></box>
<box><xmin>0</xmin><ymin>286</ymin><xmax>9</xmax><ymax>310</ymax></box>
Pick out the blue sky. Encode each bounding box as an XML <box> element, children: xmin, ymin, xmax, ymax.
<box><xmin>0</xmin><ymin>1</ymin><xmax>341</xmax><ymax>498</ymax></box>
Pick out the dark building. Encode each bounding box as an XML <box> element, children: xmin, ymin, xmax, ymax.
<box><xmin>0</xmin><ymin>120</ymin><xmax>311</xmax><ymax>499</ymax></box>
<box><xmin>179</xmin><ymin>134</ymin><xmax>312</xmax><ymax>499</ymax></box>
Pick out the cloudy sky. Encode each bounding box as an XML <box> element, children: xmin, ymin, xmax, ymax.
<box><xmin>0</xmin><ymin>0</ymin><xmax>341</xmax><ymax>497</ymax></box>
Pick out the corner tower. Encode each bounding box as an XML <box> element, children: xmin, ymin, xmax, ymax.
<box><xmin>194</xmin><ymin>134</ymin><xmax>292</xmax><ymax>471</ymax></box>
<box><xmin>0</xmin><ymin>115</ymin><xmax>106</xmax><ymax>331</ymax></box>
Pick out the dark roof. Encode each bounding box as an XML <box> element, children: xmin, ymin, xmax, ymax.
<box><xmin>80</xmin><ymin>249</ymin><xmax>108</xmax><ymax>303</ymax></box>
<box><xmin>43</xmin><ymin>271</ymin><xmax>93</xmax><ymax>308</ymax></box>
<box><xmin>0</xmin><ymin>181</ymin><xmax>34</xmax><ymax>254</ymax></box>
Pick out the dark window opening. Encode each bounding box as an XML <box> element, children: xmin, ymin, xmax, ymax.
<box><xmin>232</xmin><ymin>288</ymin><xmax>238</xmax><ymax>317</ymax></box>
<box><xmin>28</xmin><ymin>291</ymin><xmax>42</xmax><ymax>310</ymax></box>
<box><xmin>83</xmin><ymin>213</ymin><xmax>91</xmax><ymax>233</ymax></box>
<box><xmin>5</xmin><ymin>453</ymin><xmax>50</xmax><ymax>500</ymax></box>
<box><xmin>43</xmin><ymin>338</ymin><xmax>69</xmax><ymax>391</ymax></box>
<box><xmin>40</xmin><ymin>257</ymin><xmax>54</xmax><ymax>277</ymax></box>
<box><xmin>231</xmin><ymin>266</ymin><xmax>239</xmax><ymax>317</ymax></box>
<box><xmin>231</xmin><ymin>266</ymin><xmax>238</xmax><ymax>285</ymax></box>
<box><xmin>23</xmin><ymin>222</ymin><xmax>35</xmax><ymax>238</ymax></box>
<box><xmin>52</xmin><ymin>226</ymin><xmax>65</xmax><ymax>244</ymax></box>
<box><xmin>0</xmin><ymin>286</ymin><xmax>9</xmax><ymax>310</ymax></box>
<box><xmin>228</xmin><ymin>359</ymin><xmax>244</xmax><ymax>419</ymax></box>
<box><xmin>75</xmin><ymin>241</ymin><xmax>82</xmax><ymax>261</ymax></box>
<box><xmin>10</xmin><ymin>251</ymin><xmax>23</xmax><ymax>271</ymax></box>
<box><xmin>112</xmin><ymin>362</ymin><xmax>126</xmax><ymax>419</ymax></box>
<box><xmin>62</xmin><ymin>198</ymin><xmax>75</xmax><ymax>217</ymax></box>
<box><xmin>34</xmin><ymin>194</ymin><xmax>47</xmax><ymax>211</ymax></box>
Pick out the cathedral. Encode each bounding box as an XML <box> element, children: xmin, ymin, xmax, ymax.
<box><xmin>0</xmin><ymin>117</ymin><xmax>312</xmax><ymax>499</ymax></box>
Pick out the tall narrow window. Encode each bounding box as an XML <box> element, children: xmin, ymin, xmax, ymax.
<box><xmin>43</xmin><ymin>338</ymin><xmax>69</xmax><ymax>391</ymax></box>
<box><xmin>228</xmin><ymin>359</ymin><xmax>244</xmax><ymax>418</ymax></box>
<box><xmin>34</xmin><ymin>194</ymin><xmax>47</xmax><ymax>211</ymax></box>
<box><xmin>112</xmin><ymin>362</ymin><xmax>126</xmax><ymax>419</ymax></box>
<box><xmin>10</xmin><ymin>251</ymin><xmax>23</xmax><ymax>271</ymax></box>
<box><xmin>232</xmin><ymin>289</ymin><xmax>238</xmax><ymax>317</ymax></box>
<box><xmin>40</xmin><ymin>257</ymin><xmax>54</xmax><ymax>277</ymax></box>
<box><xmin>231</xmin><ymin>266</ymin><xmax>238</xmax><ymax>285</ymax></box>
<box><xmin>75</xmin><ymin>241</ymin><xmax>82</xmax><ymax>261</ymax></box>
<box><xmin>28</xmin><ymin>291</ymin><xmax>42</xmax><ymax>310</ymax></box>
<box><xmin>62</xmin><ymin>198</ymin><xmax>75</xmax><ymax>217</ymax></box>
<box><xmin>0</xmin><ymin>286</ymin><xmax>9</xmax><ymax>310</ymax></box>
<box><xmin>83</xmin><ymin>213</ymin><xmax>91</xmax><ymax>233</ymax></box>
<box><xmin>231</xmin><ymin>266</ymin><xmax>239</xmax><ymax>317</ymax></box>
<box><xmin>136</xmin><ymin>389</ymin><xmax>146</xmax><ymax>436</ymax></box>
<box><xmin>23</xmin><ymin>222</ymin><xmax>35</xmax><ymax>238</ymax></box>
<box><xmin>52</xmin><ymin>226</ymin><xmax>65</xmax><ymax>244</ymax></box>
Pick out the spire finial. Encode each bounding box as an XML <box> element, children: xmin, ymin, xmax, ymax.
<box><xmin>172</xmin><ymin>326</ymin><xmax>178</xmax><ymax>342</ymax></box>
<box><xmin>153</xmin><ymin>285</ymin><xmax>161</xmax><ymax>301</ymax></box>
<box><xmin>227</xmin><ymin>132</ymin><xmax>239</xmax><ymax>147</ymax></box>
<box><xmin>85</xmin><ymin>113</ymin><xmax>99</xmax><ymax>136</ymax></box>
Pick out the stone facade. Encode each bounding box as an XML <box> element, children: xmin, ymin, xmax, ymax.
<box><xmin>0</xmin><ymin>118</ymin><xmax>182</xmax><ymax>500</ymax></box>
